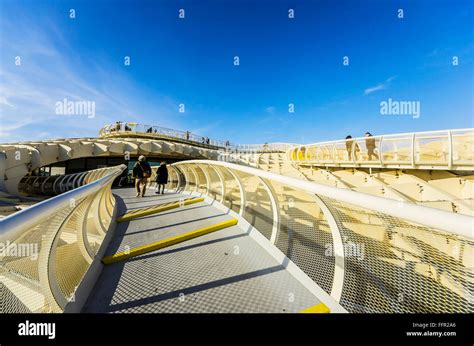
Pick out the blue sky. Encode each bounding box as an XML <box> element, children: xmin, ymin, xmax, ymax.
<box><xmin>0</xmin><ymin>0</ymin><xmax>473</xmax><ymax>144</ymax></box>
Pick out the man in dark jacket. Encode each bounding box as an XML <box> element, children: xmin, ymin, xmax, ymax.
<box><xmin>132</xmin><ymin>155</ymin><xmax>151</xmax><ymax>197</ymax></box>
<box><xmin>155</xmin><ymin>162</ymin><xmax>168</xmax><ymax>194</ymax></box>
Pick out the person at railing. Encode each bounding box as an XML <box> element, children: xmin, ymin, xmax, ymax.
<box><xmin>206</xmin><ymin>137</ymin><xmax>210</xmax><ymax>145</ymax></box>
<box><xmin>345</xmin><ymin>135</ymin><xmax>360</xmax><ymax>160</ymax></box>
<box><xmin>155</xmin><ymin>162</ymin><xmax>168</xmax><ymax>195</ymax></box>
<box><xmin>365</xmin><ymin>132</ymin><xmax>379</xmax><ymax>160</ymax></box>
<box><xmin>201</xmin><ymin>137</ymin><xmax>205</xmax><ymax>144</ymax></box>
<box><xmin>186</xmin><ymin>131</ymin><xmax>190</xmax><ymax>140</ymax></box>
<box><xmin>132</xmin><ymin>155</ymin><xmax>151</xmax><ymax>197</ymax></box>
<box><xmin>146</xmin><ymin>127</ymin><xmax>153</xmax><ymax>133</ymax></box>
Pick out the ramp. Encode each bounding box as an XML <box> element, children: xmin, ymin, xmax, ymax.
<box><xmin>83</xmin><ymin>188</ymin><xmax>328</xmax><ymax>313</ymax></box>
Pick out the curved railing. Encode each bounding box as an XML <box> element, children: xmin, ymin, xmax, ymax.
<box><xmin>99</xmin><ymin>122</ymin><xmax>229</xmax><ymax>149</ymax></box>
<box><xmin>0</xmin><ymin>165</ymin><xmax>126</xmax><ymax>313</ymax></box>
<box><xmin>288</xmin><ymin>129</ymin><xmax>474</xmax><ymax>170</ymax></box>
<box><xmin>232</xmin><ymin>142</ymin><xmax>297</xmax><ymax>153</ymax></box>
<box><xmin>164</xmin><ymin>160</ymin><xmax>473</xmax><ymax>313</ymax></box>
<box><xmin>99</xmin><ymin>122</ymin><xmax>297</xmax><ymax>153</ymax></box>
<box><xmin>18</xmin><ymin>166</ymin><xmax>124</xmax><ymax>196</ymax></box>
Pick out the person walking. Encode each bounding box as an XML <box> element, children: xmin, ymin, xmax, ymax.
<box><xmin>132</xmin><ymin>155</ymin><xmax>151</xmax><ymax>197</ymax></box>
<box><xmin>345</xmin><ymin>135</ymin><xmax>360</xmax><ymax>160</ymax></box>
<box><xmin>365</xmin><ymin>132</ymin><xmax>379</xmax><ymax>160</ymax></box>
<box><xmin>155</xmin><ymin>162</ymin><xmax>169</xmax><ymax>194</ymax></box>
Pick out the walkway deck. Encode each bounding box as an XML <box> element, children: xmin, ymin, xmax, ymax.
<box><xmin>83</xmin><ymin>187</ymin><xmax>321</xmax><ymax>313</ymax></box>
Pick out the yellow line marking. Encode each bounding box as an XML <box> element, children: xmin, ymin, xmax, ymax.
<box><xmin>300</xmin><ymin>303</ymin><xmax>330</xmax><ymax>313</ymax></box>
<box><xmin>102</xmin><ymin>218</ymin><xmax>238</xmax><ymax>264</ymax></box>
<box><xmin>117</xmin><ymin>197</ymin><xmax>205</xmax><ymax>222</ymax></box>
<box><xmin>123</xmin><ymin>202</ymin><xmax>175</xmax><ymax>215</ymax></box>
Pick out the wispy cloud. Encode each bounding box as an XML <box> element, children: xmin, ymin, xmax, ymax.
<box><xmin>0</xmin><ymin>10</ymin><xmax>183</xmax><ymax>143</ymax></box>
<box><xmin>364</xmin><ymin>76</ymin><xmax>397</xmax><ymax>95</ymax></box>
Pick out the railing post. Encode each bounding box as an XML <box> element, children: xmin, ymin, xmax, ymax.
<box><xmin>41</xmin><ymin>176</ymin><xmax>53</xmax><ymax>195</ymax></box>
<box><xmin>171</xmin><ymin>166</ymin><xmax>182</xmax><ymax>191</ymax></box>
<box><xmin>257</xmin><ymin>177</ymin><xmax>280</xmax><ymax>244</ymax></box>
<box><xmin>210</xmin><ymin>165</ymin><xmax>226</xmax><ymax>204</ymax></box>
<box><xmin>188</xmin><ymin>166</ymin><xmax>201</xmax><ymax>193</ymax></box>
<box><xmin>411</xmin><ymin>133</ymin><xmax>416</xmax><ymax>167</ymax></box>
<box><xmin>53</xmin><ymin>175</ymin><xmax>65</xmax><ymax>195</ymax></box>
<box><xmin>225</xmin><ymin>167</ymin><xmax>246</xmax><ymax>217</ymax></box>
<box><xmin>332</xmin><ymin>144</ymin><xmax>337</xmax><ymax>165</ymax></box>
<box><xmin>200</xmin><ymin>164</ymin><xmax>212</xmax><ymax>195</ymax></box>
<box><xmin>312</xmin><ymin>195</ymin><xmax>345</xmax><ymax>302</ymax></box>
<box><xmin>174</xmin><ymin>165</ymin><xmax>186</xmax><ymax>192</ymax></box>
<box><xmin>79</xmin><ymin>194</ymin><xmax>99</xmax><ymax>262</ymax></box>
<box><xmin>304</xmin><ymin>146</ymin><xmax>310</xmax><ymax>161</ymax></box>
<box><xmin>180</xmin><ymin>165</ymin><xmax>192</xmax><ymax>192</ymax></box>
<box><xmin>448</xmin><ymin>130</ymin><xmax>453</xmax><ymax>169</ymax></box>
<box><xmin>379</xmin><ymin>136</ymin><xmax>384</xmax><ymax>166</ymax></box>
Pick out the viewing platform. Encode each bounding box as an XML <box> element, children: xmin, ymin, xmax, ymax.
<box><xmin>288</xmin><ymin>129</ymin><xmax>474</xmax><ymax>171</ymax></box>
<box><xmin>99</xmin><ymin>122</ymin><xmax>228</xmax><ymax>150</ymax></box>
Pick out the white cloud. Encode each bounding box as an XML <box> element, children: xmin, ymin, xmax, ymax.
<box><xmin>0</xmin><ymin>12</ymin><xmax>184</xmax><ymax>143</ymax></box>
<box><xmin>0</xmin><ymin>95</ymin><xmax>15</xmax><ymax>108</ymax></box>
<box><xmin>364</xmin><ymin>76</ymin><xmax>397</xmax><ymax>95</ymax></box>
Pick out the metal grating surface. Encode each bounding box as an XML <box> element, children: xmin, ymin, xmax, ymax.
<box><xmin>320</xmin><ymin>195</ymin><xmax>474</xmax><ymax>313</ymax></box>
<box><xmin>237</xmin><ymin>171</ymin><xmax>274</xmax><ymax>240</ymax></box>
<box><xmin>271</xmin><ymin>183</ymin><xmax>335</xmax><ymax>295</ymax></box>
<box><xmin>84</xmin><ymin>188</ymin><xmax>320</xmax><ymax>313</ymax></box>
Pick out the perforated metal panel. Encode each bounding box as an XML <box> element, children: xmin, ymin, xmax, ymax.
<box><xmin>1</xmin><ymin>166</ymin><xmax>121</xmax><ymax>313</ymax></box>
<box><xmin>173</xmin><ymin>162</ymin><xmax>473</xmax><ymax>314</ymax></box>
<box><xmin>271</xmin><ymin>183</ymin><xmax>335</xmax><ymax>295</ymax></box>
<box><xmin>236</xmin><ymin>171</ymin><xmax>274</xmax><ymax>240</ymax></box>
<box><xmin>320</xmin><ymin>196</ymin><xmax>474</xmax><ymax>313</ymax></box>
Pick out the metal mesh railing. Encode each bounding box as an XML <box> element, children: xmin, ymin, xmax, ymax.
<box><xmin>167</xmin><ymin>160</ymin><xmax>473</xmax><ymax>313</ymax></box>
<box><xmin>0</xmin><ymin>165</ymin><xmax>125</xmax><ymax>313</ymax></box>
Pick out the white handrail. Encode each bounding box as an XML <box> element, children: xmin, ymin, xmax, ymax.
<box><xmin>287</xmin><ymin>128</ymin><xmax>474</xmax><ymax>170</ymax></box>
<box><xmin>296</xmin><ymin>128</ymin><xmax>474</xmax><ymax>147</ymax></box>
<box><xmin>0</xmin><ymin>165</ymin><xmax>126</xmax><ymax>243</ymax></box>
<box><xmin>173</xmin><ymin>160</ymin><xmax>473</xmax><ymax>238</ymax></box>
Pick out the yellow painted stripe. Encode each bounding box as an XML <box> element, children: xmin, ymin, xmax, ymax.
<box><xmin>117</xmin><ymin>197</ymin><xmax>205</xmax><ymax>222</ymax></box>
<box><xmin>300</xmin><ymin>303</ymin><xmax>330</xmax><ymax>313</ymax></box>
<box><xmin>102</xmin><ymin>218</ymin><xmax>238</xmax><ymax>264</ymax></box>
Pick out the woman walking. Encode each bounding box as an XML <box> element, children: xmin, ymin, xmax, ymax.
<box><xmin>155</xmin><ymin>162</ymin><xmax>169</xmax><ymax>194</ymax></box>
